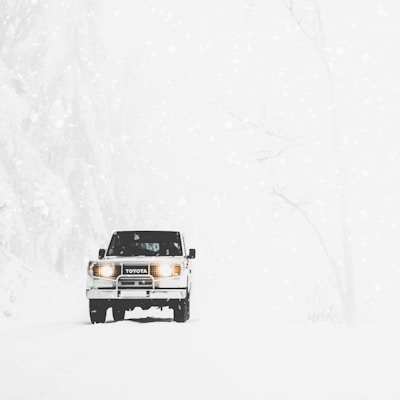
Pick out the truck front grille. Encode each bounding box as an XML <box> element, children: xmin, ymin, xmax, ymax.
<box><xmin>118</xmin><ymin>277</ymin><xmax>153</xmax><ymax>288</ymax></box>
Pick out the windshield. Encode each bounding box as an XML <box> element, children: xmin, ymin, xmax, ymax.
<box><xmin>107</xmin><ymin>231</ymin><xmax>183</xmax><ymax>257</ymax></box>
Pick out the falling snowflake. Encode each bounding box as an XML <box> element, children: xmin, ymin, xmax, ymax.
<box><xmin>224</xmin><ymin>121</ymin><xmax>233</xmax><ymax>130</ymax></box>
<box><xmin>178</xmin><ymin>196</ymin><xmax>187</xmax><ymax>206</ymax></box>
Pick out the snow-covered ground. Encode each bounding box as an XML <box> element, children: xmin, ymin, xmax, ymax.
<box><xmin>1</xmin><ymin>274</ymin><xmax>400</xmax><ymax>400</ymax></box>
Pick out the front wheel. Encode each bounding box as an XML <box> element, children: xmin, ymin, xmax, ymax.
<box><xmin>89</xmin><ymin>300</ymin><xmax>107</xmax><ymax>324</ymax></box>
<box><xmin>112</xmin><ymin>307</ymin><xmax>125</xmax><ymax>322</ymax></box>
<box><xmin>174</xmin><ymin>294</ymin><xmax>190</xmax><ymax>323</ymax></box>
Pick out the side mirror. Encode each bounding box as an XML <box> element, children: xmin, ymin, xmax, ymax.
<box><xmin>98</xmin><ymin>248</ymin><xmax>106</xmax><ymax>259</ymax></box>
<box><xmin>188</xmin><ymin>249</ymin><xmax>196</xmax><ymax>259</ymax></box>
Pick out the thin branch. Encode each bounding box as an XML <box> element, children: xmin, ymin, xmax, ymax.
<box><xmin>213</xmin><ymin>101</ymin><xmax>293</xmax><ymax>142</ymax></box>
<box><xmin>270</xmin><ymin>188</ymin><xmax>345</xmax><ymax>303</ymax></box>
<box><xmin>285</xmin><ymin>1</ymin><xmax>315</xmax><ymax>41</ymax></box>
<box><xmin>285</xmin><ymin>0</ymin><xmax>331</xmax><ymax>74</ymax></box>
<box><xmin>255</xmin><ymin>144</ymin><xmax>293</xmax><ymax>161</ymax></box>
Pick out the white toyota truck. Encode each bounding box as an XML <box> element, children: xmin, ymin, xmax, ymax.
<box><xmin>86</xmin><ymin>230</ymin><xmax>195</xmax><ymax>323</ymax></box>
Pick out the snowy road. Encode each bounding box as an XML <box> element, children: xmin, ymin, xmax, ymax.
<box><xmin>1</xmin><ymin>278</ymin><xmax>400</xmax><ymax>400</ymax></box>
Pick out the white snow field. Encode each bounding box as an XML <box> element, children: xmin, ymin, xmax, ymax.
<box><xmin>1</xmin><ymin>273</ymin><xmax>400</xmax><ymax>400</ymax></box>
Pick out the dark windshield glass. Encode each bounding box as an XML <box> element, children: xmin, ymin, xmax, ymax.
<box><xmin>107</xmin><ymin>231</ymin><xmax>182</xmax><ymax>257</ymax></box>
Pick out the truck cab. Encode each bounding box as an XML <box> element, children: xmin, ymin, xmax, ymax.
<box><xmin>86</xmin><ymin>230</ymin><xmax>195</xmax><ymax>323</ymax></box>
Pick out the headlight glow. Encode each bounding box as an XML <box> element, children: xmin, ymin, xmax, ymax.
<box><xmin>150</xmin><ymin>264</ymin><xmax>182</xmax><ymax>278</ymax></box>
<box><xmin>100</xmin><ymin>265</ymin><xmax>114</xmax><ymax>278</ymax></box>
<box><xmin>158</xmin><ymin>264</ymin><xmax>173</xmax><ymax>277</ymax></box>
<box><xmin>92</xmin><ymin>263</ymin><xmax>117</xmax><ymax>278</ymax></box>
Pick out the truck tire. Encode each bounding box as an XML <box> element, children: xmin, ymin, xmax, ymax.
<box><xmin>112</xmin><ymin>307</ymin><xmax>125</xmax><ymax>322</ymax></box>
<box><xmin>89</xmin><ymin>300</ymin><xmax>107</xmax><ymax>324</ymax></box>
<box><xmin>174</xmin><ymin>294</ymin><xmax>190</xmax><ymax>323</ymax></box>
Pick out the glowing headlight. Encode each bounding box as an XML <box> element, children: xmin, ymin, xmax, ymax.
<box><xmin>150</xmin><ymin>264</ymin><xmax>182</xmax><ymax>278</ymax></box>
<box><xmin>92</xmin><ymin>263</ymin><xmax>117</xmax><ymax>278</ymax></box>
<box><xmin>100</xmin><ymin>265</ymin><xmax>114</xmax><ymax>278</ymax></box>
<box><xmin>158</xmin><ymin>264</ymin><xmax>173</xmax><ymax>277</ymax></box>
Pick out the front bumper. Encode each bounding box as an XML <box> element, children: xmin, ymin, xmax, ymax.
<box><xmin>86</xmin><ymin>288</ymin><xmax>187</xmax><ymax>300</ymax></box>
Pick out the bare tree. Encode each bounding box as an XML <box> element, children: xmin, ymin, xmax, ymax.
<box><xmin>281</xmin><ymin>0</ymin><xmax>355</xmax><ymax>322</ymax></box>
<box><xmin>218</xmin><ymin>101</ymin><xmax>347</xmax><ymax>321</ymax></box>
<box><xmin>218</xmin><ymin>0</ymin><xmax>354</xmax><ymax>322</ymax></box>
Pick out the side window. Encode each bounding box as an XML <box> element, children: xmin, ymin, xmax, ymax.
<box><xmin>107</xmin><ymin>234</ymin><xmax>119</xmax><ymax>256</ymax></box>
